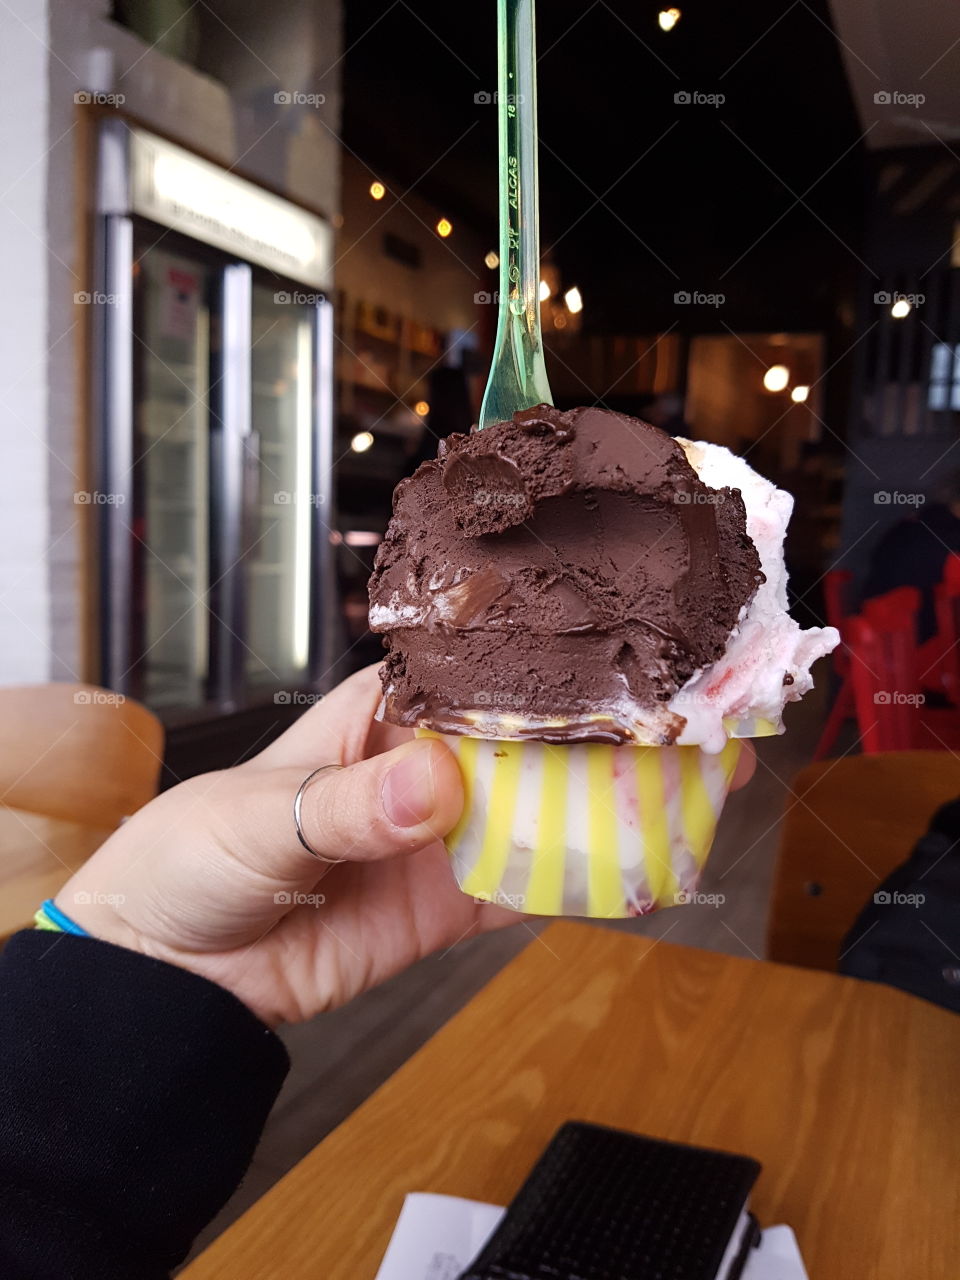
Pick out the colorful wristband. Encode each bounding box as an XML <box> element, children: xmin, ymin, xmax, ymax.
<box><xmin>34</xmin><ymin>898</ymin><xmax>90</xmax><ymax>937</ymax></box>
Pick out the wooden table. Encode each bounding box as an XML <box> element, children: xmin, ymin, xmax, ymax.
<box><xmin>184</xmin><ymin>922</ymin><xmax>960</xmax><ymax>1280</ymax></box>
<box><xmin>0</xmin><ymin>805</ymin><xmax>113</xmax><ymax>941</ymax></box>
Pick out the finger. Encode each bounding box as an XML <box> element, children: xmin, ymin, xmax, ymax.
<box><xmin>254</xmin><ymin>665</ymin><xmax>385</xmax><ymax>770</ymax></box>
<box><xmin>731</xmin><ymin>741</ymin><xmax>756</xmax><ymax>791</ymax></box>
<box><xmin>231</xmin><ymin>737</ymin><xmax>464</xmax><ymax>880</ymax></box>
<box><xmin>365</xmin><ymin>716</ymin><xmax>415</xmax><ymax>757</ymax></box>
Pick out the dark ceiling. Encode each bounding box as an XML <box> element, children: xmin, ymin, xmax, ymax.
<box><xmin>342</xmin><ymin>0</ymin><xmax>865</xmax><ymax>334</ymax></box>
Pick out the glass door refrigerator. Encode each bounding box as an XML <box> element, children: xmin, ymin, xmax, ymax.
<box><xmin>92</xmin><ymin>122</ymin><xmax>335</xmax><ymax>733</ymax></box>
<box><xmin>245</xmin><ymin>279</ymin><xmax>321</xmax><ymax>695</ymax></box>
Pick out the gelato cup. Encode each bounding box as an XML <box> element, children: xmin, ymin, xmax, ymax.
<box><xmin>371</xmin><ymin>405</ymin><xmax>840</xmax><ymax>920</ymax></box>
<box><xmin>419</xmin><ymin>729</ymin><xmax>743</xmax><ymax>918</ymax></box>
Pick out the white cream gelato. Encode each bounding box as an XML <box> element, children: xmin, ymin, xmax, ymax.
<box><xmin>668</xmin><ymin>439</ymin><xmax>839</xmax><ymax>752</ymax></box>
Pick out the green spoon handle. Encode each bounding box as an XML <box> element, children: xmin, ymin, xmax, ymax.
<box><xmin>478</xmin><ymin>0</ymin><xmax>553</xmax><ymax>430</ymax></box>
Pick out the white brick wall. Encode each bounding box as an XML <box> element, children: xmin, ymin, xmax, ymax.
<box><xmin>0</xmin><ymin>0</ymin><xmax>53</xmax><ymax>683</ymax></box>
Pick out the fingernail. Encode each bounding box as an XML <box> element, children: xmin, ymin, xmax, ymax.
<box><xmin>382</xmin><ymin>748</ymin><xmax>436</xmax><ymax>828</ymax></box>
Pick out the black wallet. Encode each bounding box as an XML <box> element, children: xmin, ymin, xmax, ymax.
<box><xmin>458</xmin><ymin>1122</ymin><xmax>762</xmax><ymax>1280</ymax></box>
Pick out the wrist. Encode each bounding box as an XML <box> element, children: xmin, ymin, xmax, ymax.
<box><xmin>54</xmin><ymin>886</ymin><xmax>149</xmax><ymax>955</ymax></box>
<box><xmin>36</xmin><ymin>898</ymin><xmax>90</xmax><ymax>935</ymax></box>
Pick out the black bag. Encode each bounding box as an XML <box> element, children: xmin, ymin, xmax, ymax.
<box><xmin>840</xmin><ymin>797</ymin><xmax>960</xmax><ymax>1013</ymax></box>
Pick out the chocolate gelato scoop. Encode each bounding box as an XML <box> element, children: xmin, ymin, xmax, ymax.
<box><xmin>368</xmin><ymin>405</ymin><xmax>764</xmax><ymax>745</ymax></box>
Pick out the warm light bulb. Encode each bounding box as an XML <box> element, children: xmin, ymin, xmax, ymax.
<box><xmin>414</xmin><ymin>400</ymin><xmax>430</xmax><ymax>416</ymax></box>
<box><xmin>564</xmin><ymin>285</ymin><xmax>583</xmax><ymax>314</ymax></box>
<box><xmin>791</xmin><ymin>385</ymin><xmax>810</xmax><ymax>403</ymax></box>
<box><xmin>658</xmin><ymin>7</ymin><xmax>681</xmax><ymax>32</ymax></box>
<box><xmin>369</xmin><ymin>181</ymin><xmax>385</xmax><ymax>200</ymax></box>
<box><xmin>539</xmin><ymin>279</ymin><xmax>551</xmax><ymax>302</ymax></box>
<box><xmin>436</xmin><ymin>217</ymin><xmax>453</xmax><ymax>238</ymax></box>
<box><xmin>484</xmin><ymin>250</ymin><xmax>499</xmax><ymax>269</ymax></box>
<box><xmin>350</xmin><ymin>431</ymin><xmax>374</xmax><ymax>453</ymax></box>
<box><xmin>891</xmin><ymin>298</ymin><xmax>911</xmax><ymax>318</ymax></box>
<box><xmin>763</xmin><ymin>365</ymin><xmax>790</xmax><ymax>392</ymax></box>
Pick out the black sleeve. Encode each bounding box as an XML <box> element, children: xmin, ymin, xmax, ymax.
<box><xmin>0</xmin><ymin>930</ymin><xmax>289</xmax><ymax>1279</ymax></box>
<box><xmin>840</xmin><ymin>797</ymin><xmax>960</xmax><ymax>1013</ymax></box>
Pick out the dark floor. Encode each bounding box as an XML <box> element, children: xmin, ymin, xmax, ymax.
<box><xmin>189</xmin><ymin>682</ymin><xmax>843</xmax><ymax>1258</ymax></box>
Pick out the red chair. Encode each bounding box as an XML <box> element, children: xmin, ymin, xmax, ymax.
<box><xmin>823</xmin><ymin>570</ymin><xmax>854</xmax><ymax>666</ymax></box>
<box><xmin>861</xmin><ymin>585</ymin><xmax>922</xmax><ymax>630</ymax></box>
<box><xmin>847</xmin><ymin>593</ymin><xmax>960</xmax><ymax>752</ymax></box>
<box><xmin>812</xmin><ymin>570</ymin><xmax>855</xmax><ymax>761</ymax></box>
<box><xmin>933</xmin><ymin>553</ymin><xmax>960</xmax><ymax>703</ymax></box>
<box><xmin>865</xmin><ymin>585</ymin><xmax>948</xmax><ymax>697</ymax></box>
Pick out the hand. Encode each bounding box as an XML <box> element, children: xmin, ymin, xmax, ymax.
<box><xmin>58</xmin><ymin>666</ymin><xmax>516</xmax><ymax>1026</ymax></box>
<box><xmin>58</xmin><ymin>665</ymin><xmax>756</xmax><ymax>1027</ymax></box>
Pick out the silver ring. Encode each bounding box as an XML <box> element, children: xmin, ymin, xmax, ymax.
<box><xmin>294</xmin><ymin>764</ymin><xmax>344</xmax><ymax>862</ymax></box>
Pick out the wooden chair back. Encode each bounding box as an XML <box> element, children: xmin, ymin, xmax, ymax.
<box><xmin>767</xmin><ymin>753</ymin><xmax>960</xmax><ymax>971</ymax></box>
<box><xmin>0</xmin><ymin>684</ymin><xmax>164</xmax><ymax>828</ymax></box>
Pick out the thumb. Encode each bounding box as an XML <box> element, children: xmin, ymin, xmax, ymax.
<box><xmin>237</xmin><ymin>738</ymin><xmax>465</xmax><ymax>877</ymax></box>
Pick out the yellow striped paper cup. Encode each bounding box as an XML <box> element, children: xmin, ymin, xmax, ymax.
<box><xmin>417</xmin><ymin>731</ymin><xmax>743</xmax><ymax>919</ymax></box>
